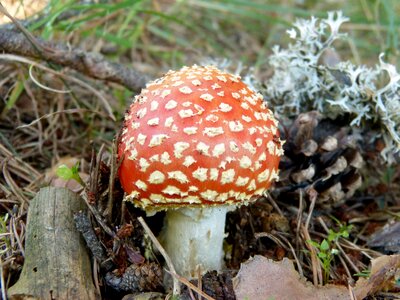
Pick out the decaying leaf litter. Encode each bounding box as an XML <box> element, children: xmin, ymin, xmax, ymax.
<box><xmin>0</xmin><ymin>1</ymin><xmax>400</xmax><ymax>299</ymax></box>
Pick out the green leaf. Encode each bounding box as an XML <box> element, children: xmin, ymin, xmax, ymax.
<box><xmin>56</xmin><ymin>164</ymin><xmax>74</xmax><ymax>180</ymax></box>
<box><xmin>70</xmin><ymin>162</ymin><xmax>80</xmax><ymax>175</ymax></box>
<box><xmin>2</xmin><ymin>79</ymin><xmax>25</xmax><ymax>117</ymax></box>
<box><xmin>318</xmin><ymin>252</ymin><xmax>327</xmax><ymax>259</ymax></box>
<box><xmin>320</xmin><ymin>239</ymin><xmax>330</xmax><ymax>251</ymax></box>
<box><xmin>307</xmin><ymin>240</ymin><xmax>320</xmax><ymax>248</ymax></box>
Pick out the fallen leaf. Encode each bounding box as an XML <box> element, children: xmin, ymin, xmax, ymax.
<box><xmin>354</xmin><ymin>254</ymin><xmax>400</xmax><ymax>299</ymax></box>
<box><xmin>233</xmin><ymin>255</ymin><xmax>350</xmax><ymax>300</ymax></box>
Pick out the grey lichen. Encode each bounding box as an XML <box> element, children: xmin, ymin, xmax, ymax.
<box><xmin>264</xmin><ymin>11</ymin><xmax>400</xmax><ymax>162</ymax></box>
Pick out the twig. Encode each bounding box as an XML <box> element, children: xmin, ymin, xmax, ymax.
<box><xmin>264</xmin><ymin>191</ymin><xmax>284</xmax><ymax>216</ymax></box>
<box><xmin>296</xmin><ymin>189</ymin><xmax>304</xmax><ymax>257</ymax></box>
<box><xmin>0</xmin><ymin>29</ymin><xmax>150</xmax><ymax>92</ymax></box>
<box><xmin>12</xmin><ymin>218</ymin><xmax>25</xmax><ymax>257</ymax></box>
<box><xmin>81</xmin><ymin>191</ymin><xmax>117</xmax><ymax>239</ymax></box>
<box><xmin>255</xmin><ymin>231</ymin><xmax>304</xmax><ymax>277</ymax></box>
<box><xmin>165</xmin><ymin>270</ymin><xmax>216</xmax><ymax>300</ymax></box>
<box><xmin>73</xmin><ymin>210</ymin><xmax>113</xmax><ymax>270</ymax></box>
<box><xmin>137</xmin><ymin>217</ymin><xmax>181</xmax><ymax>296</ymax></box>
<box><xmin>301</xmin><ymin>224</ymin><xmax>323</xmax><ymax>285</ymax></box>
<box><xmin>337</xmin><ymin>254</ymin><xmax>352</xmax><ymax>279</ymax></box>
<box><xmin>275</xmin><ymin>231</ymin><xmax>304</xmax><ymax>277</ymax></box>
<box><xmin>2</xmin><ymin>159</ymin><xmax>29</xmax><ymax>205</ymax></box>
<box><xmin>88</xmin><ymin>144</ymin><xmax>106</xmax><ymax>206</ymax></box>
<box><xmin>348</xmin><ymin>284</ymin><xmax>356</xmax><ymax>300</ymax></box>
<box><xmin>106</xmin><ymin>138</ymin><xmax>119</xmax><ymax>223</ymax></box>
<box><xmin>0</xmin><ymin>256</ymin><xmax>6</xmax><ymax>300</ymax></box>
<box><xmin>93</xmin><ymin>260</ymin><xmax>102</xmax><ymax>297</ymax></box>
<box><xmin>305</xmin><ymin>188</ymin><xmax>317</xmax><ymax>230</ymax></box>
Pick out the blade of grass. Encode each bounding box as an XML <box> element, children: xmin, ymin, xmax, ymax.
<box><xmin>2</xmin><ymin>78</ymin><xmax>25</xmax><ymax>116</ymax></box>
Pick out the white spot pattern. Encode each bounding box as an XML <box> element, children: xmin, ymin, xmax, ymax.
<box><xmin>168</xmin><ymin>171</ymin><xmax>189</xmax><ymax>184</ymax></box>
<box><xmin>183</xmin><ymin>127</ymin><xmax>198</xmax><ymax>135</ymax></box>
<box><xmin>212</xmin><ymin>143</ymin><xmax>226</xmax><ymax>157</ymax></box>
<box><xmin>173</xmin><ymin>142</ymin><xmax>190</xmax><ymax>158</ymax></box>
<box><xmin>203</xmin><ymin>127</ymin><xmax>224</xmax><ymax>137</ymax></box>
<box><xmin>139</xmin><ymin>158</ymin><xmax>150</xmax><ymax>172</ymax></box>
<box><xmin>148</xmin><ymin>171</ymin><xmax>165</xmax><ymax>184</ymax></box>
<box><xmin>192</xmin><ymin>168</ymin><xmax>208</xmax><ymax>182</ymax></box>
<box><xmin>135</xmin><ymin>180</ymin><xmax>147</xmax><ymax>191</ymax></box>
<box><xmin>257</xmin><ymin>169</ymin><xmax>270</xmax><ymax>183</ymax></box>
<box><xmin>148</xmin><ymin>134</ymin><xmax>169</xmax><ymax>147</ymax></box>
<box><xmin>162</xmin><ymin>185</ymin><xmax>182</xmax><ymax>195</ymax></box>
<box><xmin>229</xmin><ymin>120</ymin><xmax>244</xmax><ymax>132</ymax></box>
<box><xmin>200</xmin><ymin>190</ymin><xmax>218</xmax><ymax>200</ymax></box>
<box><xmin>179</xmin><ymin>86</ymin><xmax>193</xmax><ymax>94</ymax></box>
<box><xmin>147</xmin><ymin>117</ymin><xmax>159</xmax><ymax>126</ymax></box>
<box><xmin>160</xmin><ymin>152</ymin><xmax>172</xmax><ymax>165</ymax></box>
<box><xmin>239</xmin><ymin>156</ymin><xmax>252</xmax><ymax>169</ymax></box>
<box><xmin>196</xmin><ymin>142</ymin><xmax>210</xmax><ymax>156</ymax></box>
<box><xmin>219</xmin><ymin>103</ymin><xmax>232</xmax><ymax>112</ymax></box>
<box><xmin>137</xmin><ymin>133</ymin><xmax>147</xmax><ymax>145</ymax></box>
<box><xmin>200</xmin><ymin>94</ymin><xmax>214</xmax><ymax>102</ymax></box>
<box><xmin>165</xmin><ymin>100</ymin><xmax>178</xmax><ymax>110</ymax></box>
<box><xmin>221</xmin><ymin>169</ymin><xmax>235</xmax><ymax>184</ymax></box>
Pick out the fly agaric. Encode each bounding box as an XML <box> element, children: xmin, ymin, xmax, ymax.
<box><xmin>118</xmin><ymin>65</ymin><xmax>283</xmax><ymax>278</ymax></box>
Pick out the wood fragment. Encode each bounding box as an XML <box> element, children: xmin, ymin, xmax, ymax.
<box><xmin>74</xmin><ymin>210</ymin><xmax>113</xmax><ymax>271</ymax></box>
<box><xmin>0</xmin><ymin>28</ymin><xmax>149</xmax><ymax>92</ymax></box>
<box><xmin>7</xmin><ymin>187</ymin><xmax>98</xmax><ymax>300</ymax></box>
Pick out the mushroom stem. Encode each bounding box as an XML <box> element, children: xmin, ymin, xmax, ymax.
<box><xmin>162</xmin><ymin>206</ymin><xmax>231</xmax><ymax>278</ymax></box>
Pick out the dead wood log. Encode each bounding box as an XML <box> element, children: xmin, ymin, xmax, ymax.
<box><xmin>7</xmin><ymin>187</ymin><xmax>99</xmax><ymax>300</ymax></box>
<box><xmin>0</xmin><ymin>28</ymin><xmax>150</xmax><ymax>92</ymax></box>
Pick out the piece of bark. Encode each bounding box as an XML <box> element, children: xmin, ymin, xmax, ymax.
<box><xmin>8</xmin><ymin>187</ymin><xmax>98</xmax><ymax>300</ymax></box>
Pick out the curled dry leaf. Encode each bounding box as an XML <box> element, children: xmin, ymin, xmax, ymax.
<box><xmin>232</xmin><ymin>255</ymin><xmax>349</xmax><ymax>300</ymax></box>
<box><xmin>354</xmin><ymin>254</ymin><xmax>400</xmax><ymax>299</ymax></box>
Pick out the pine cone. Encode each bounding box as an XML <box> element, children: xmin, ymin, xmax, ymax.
<box><xmin>273</xmin><ymin>111</ymin><xmax>364</xmax><ymax>208</ymax></box>
<box><xmin>105</xmin><ymin>262</ymin><xmax>163</xmax><ymax>293</ymax></box>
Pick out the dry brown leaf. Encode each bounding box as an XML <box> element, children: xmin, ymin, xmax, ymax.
<box><xmin>354</xmin><ymin>254</ymin><xmax>400</xmax><ymax>299</ymax></box>
<box><xmin>232</xmin><ymin>255</ymin><xmax>350</xmax><ymax>300</ymax></box>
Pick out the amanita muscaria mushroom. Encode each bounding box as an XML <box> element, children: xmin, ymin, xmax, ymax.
<box><xmin>118</xmin><ymin>65</ymin><xmax>284</xmax><ymax>278</ymax></box>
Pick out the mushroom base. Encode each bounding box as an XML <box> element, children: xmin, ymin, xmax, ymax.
<box><xmin>161</xmin><ymin>206</ymin><xmax>231</xmax><ymax>279</ymax></box>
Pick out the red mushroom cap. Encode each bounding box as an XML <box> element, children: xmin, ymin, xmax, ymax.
<box><xmin>118</xmin><ymin>65</ymin><xmax>283</xmax><ymax>209</ymax></box>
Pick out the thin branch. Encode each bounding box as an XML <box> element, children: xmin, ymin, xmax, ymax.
<box><xmin>0</xmin><ymin>28</ymin><xmax>150</xmax><ymax>92</ymax></box>
<box><xmin>166</xmin><ymin>269</ymin><xmax>216</xmax><ymax>300</ymax></box>
<box><xmin>137</xmin><ymin>217</ymin><xmax>181</xmax><ymax>297</ymax></box>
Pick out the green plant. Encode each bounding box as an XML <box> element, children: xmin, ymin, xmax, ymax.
<box><xmin>354</xmin><ymin>269</ymin><xmax>371</xmax><ymax>278</ymax></box>
<box><xmin>308</xmin><ymin>222</ymin><xmax>353</xmax><ymax>283</ymax></box>
<box><xmin>56</xmin><ymin>162</ymin><xmax>84</xmax><ymax>186</ymax></box>
<box><xmin>0</xmin><ymin>213</ymin><xmax>10</xmax><ymax>256</ymax></box>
